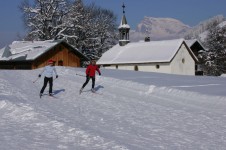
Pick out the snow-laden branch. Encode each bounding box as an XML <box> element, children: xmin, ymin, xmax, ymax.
<box><xmin>20</xmin><ymin>0</ymin><xmax>118</xmax><ymax>61</ymax></box>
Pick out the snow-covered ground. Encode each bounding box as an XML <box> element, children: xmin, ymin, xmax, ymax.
<box><xmin>0</xmin><ymin>67</ymin><xmax>226</xmax><ymax>150</ymax></box>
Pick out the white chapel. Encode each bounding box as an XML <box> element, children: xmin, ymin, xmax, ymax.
<box><xmin>97</xmin><ymin>4</ymin><xmax>199</xmax><ymax>75</ymax></box>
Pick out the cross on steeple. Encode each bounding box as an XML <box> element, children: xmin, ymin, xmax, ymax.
<box><xmin>122</xmin><ymin>3</ymin><xmax>125</xmax><ymax>14</ymax></box>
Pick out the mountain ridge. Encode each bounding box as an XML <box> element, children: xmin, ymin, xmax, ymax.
<box><xmin>130</xmin><ymin>15</ymin><xmax>225</xmax><ymax>42</ymax></box>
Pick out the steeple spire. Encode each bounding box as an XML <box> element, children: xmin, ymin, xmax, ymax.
<box><xmin>118</xmin><ymin>3</ymin><xmax>130</xmax><ymax>46</ymax></box>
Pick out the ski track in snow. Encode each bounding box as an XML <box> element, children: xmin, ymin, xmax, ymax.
<box><xmin>0</xmin><ymin>67</ymin><xmax>226</xmax><ymax>150</ymax></box>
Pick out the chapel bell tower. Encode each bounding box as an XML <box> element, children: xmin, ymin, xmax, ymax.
<box><xmin>118</xmin><ymin>3</ymin><xmax>130</xmax><ymax>46</ymax></box>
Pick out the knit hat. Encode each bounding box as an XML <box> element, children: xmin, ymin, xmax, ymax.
<box><xmin>48</xmin><ymin>59</ymin><xmax>53</xmax><ymax>64</ymax></box>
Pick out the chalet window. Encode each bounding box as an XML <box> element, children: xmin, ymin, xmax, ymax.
<box><xmin>156</xmin><ymin>64</ymin><xmax>160</xmax><ymax>69</ymax></box>
<box><xmin>134</xmin><ymin>65</ymin><xmax>138</xmax><ymax>71</ymax></box>
<box><xmin>58</xmin><ymin>60</ymin><xmax>63</xmax><ymax>66</ymax></box>
<box><xmin>182</xmin><ymin>58</ymin><xmax>185</xmax><ymax>64</ymax></box>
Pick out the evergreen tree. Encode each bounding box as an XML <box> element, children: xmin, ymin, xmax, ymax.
<box><xmin>184</xmin><ymin>15</ymin><xmax>225</xmax><ymax>40</ymax></box>
<box><xmin>202</xmin><ymin>21</ymin><xmax>226</xmax><ymax>76</ymax></box>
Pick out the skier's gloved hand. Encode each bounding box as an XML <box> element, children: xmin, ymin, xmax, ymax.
<box><xmin>38</xmin><ymin>74</ymin><xmax>41</xmax><ymax>77</ymax></box>
<box><xmin>56</xmin><ymin>75</ymin><xmax>58</xmax><ymax>78</ymax></box>
<box><xmin>99</xmin><ymin>73</ymin><xmax>101</xmax><ymax>76</ymax></box>
<box><xmin>86</xmin><ymin>74</ymin><xmax>90</xmax><ymax>78</ymax></box>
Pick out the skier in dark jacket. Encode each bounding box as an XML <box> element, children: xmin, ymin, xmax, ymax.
<box><xmin>80</xmin><ymin>60</ymin><xmax>101</xmax><ymax>93</ymax></box>
<box><xmin>39</xmin><ymin>59</ymin><xmax>58</xmax><ymax>97</ymax></box>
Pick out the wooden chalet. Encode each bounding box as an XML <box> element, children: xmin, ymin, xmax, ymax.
<box><xmin>0</xmin><ymin>40</ymin><xmax>89</xmax><ymax>69</ymax></box>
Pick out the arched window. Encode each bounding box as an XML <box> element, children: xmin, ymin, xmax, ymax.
<box><xmin>134</xmin><ymin>65</ymin><xmax>138</xmax><ymax>71</ymax></box>
<box><xmin>156</xmin><ymin>64</ymin><xmax>160</xmax><ymax>69</ymax></box>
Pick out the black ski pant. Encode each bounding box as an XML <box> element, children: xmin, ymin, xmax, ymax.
<box><xmin>40</xmin><ymin>77</ymin><xmax>53</xmax><ymax>94</ymax></box>
<box><xmin>82</xmin><ymin>76</ymin><xmax>95</xmax><ymax>89</ymax></box>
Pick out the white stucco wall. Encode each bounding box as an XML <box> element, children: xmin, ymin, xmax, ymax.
<box><xmin>137</xmin><ymin>63</ymin><xmax>171</xmax><ymax>73</ymax></box>
<box><xmin>101</xmin><ymin>44</ymin><xmax>195</xmax><ymax>75</ymax></box>
<box><xmin>102</xmin><ymin>63</ymin><xmax>171</xmax><ymax>74</ymax></box>
<box><xmin>170</xmin><ymin>44</ymin><xmax>195</xmax><ymax>75</ymax></box>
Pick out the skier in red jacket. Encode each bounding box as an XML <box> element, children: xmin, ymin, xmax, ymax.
<box><xmin>80</xmin><ymin>60</ymin><xmax>101</xmax><ymax>93</ymax></box>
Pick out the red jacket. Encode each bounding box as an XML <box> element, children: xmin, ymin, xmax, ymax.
<box><xmin>86</xmin><ymin>64</ymin><xmax>101</xmax><ymax>77</ymax></box>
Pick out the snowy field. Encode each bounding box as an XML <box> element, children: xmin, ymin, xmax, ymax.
<box><xmin>0</xmin><ymin>67</ymin><xmax>226</xmax><ymax>150</ymax></box>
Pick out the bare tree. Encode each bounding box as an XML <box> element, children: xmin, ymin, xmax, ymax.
<box><xmin>20</xmin><ymin>0</ymin><xmax>70</xmax><ymax>40</ymax></box>
<box><xmin>20</xmin><ymin>0</ymin><xmax>118</xmax><ymax>61</ymax></box>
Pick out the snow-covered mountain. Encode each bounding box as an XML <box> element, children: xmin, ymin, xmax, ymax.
<box><xmin>130</xmin><ymin>16</ymin><xmax>191</xmax><ymax>42</ymax></box>
<box><xmin>130</xmin><ymin>15</ymin><xmax>225</xmax><ymax>42</ymax></box>
<box><xmin>1</xmin><ymin>67</ymin><xmax>226</xmax><ymax>149</ymax></box>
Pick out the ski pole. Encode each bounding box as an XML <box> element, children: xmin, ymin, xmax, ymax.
<box><xmin>76</xmin><ymin>73</ymin><xmax>86</xmax><ymax>77</ymax></box>
<box><xmin>33</xmin><ymin>77</ymin><xmax>40</xmax><ymax>83</ymax></box>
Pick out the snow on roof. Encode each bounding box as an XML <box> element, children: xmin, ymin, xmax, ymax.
<box><xmin>118</xmin><ymin>24</ymin><xmax>130</xmax><ymax>29</ymax></box>
<box><xmin>185</xmin><ymin>39</ymin><xmax>197</xmax><ymax>47</ymax></box>
<box><xmin>118</xmin><ymin>15</ymin><xmax>130</xmax><ymax>29</ymax></box>
<box><xmin>97</xmin><ymin>39</ymin><xmax>187</xmax><ymax>65</ymax></box>
<box><xmin>0</xmin><ymin>46</ymin><xmax>7</xmax><ymax>58</ymax></box>
<box><xmin>0</xmin><ymin>40</ymin><xmax>62</xmax><ymax>61</ymax></box>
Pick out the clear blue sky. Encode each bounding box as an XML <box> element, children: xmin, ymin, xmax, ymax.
<box><xmin>1</xmin><ymin>0</ymin><xmax>226</xmax><ymax>47</ymax></box>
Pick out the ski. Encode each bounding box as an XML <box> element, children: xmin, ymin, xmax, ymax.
<box><xmin>91</xmin><ymin>89</ymin><xmax>96</xmax><ymax>93</ymax></box>
<box><xmin>79</xmin><ymin>89</ymin><xmax>102</xmax><ymax>95</ymax></box>
<box><xmin>92</xmin><ymin>91</ymin><xmax>103</xmax><ymax>95</ymax></box>
<box><xmin>40</xmin><ymin>94</ymin><xmax>57</xmax><ymax>98</ymax></box>
<box><xmin>79</xmin><ymin>89</ymin><xmax>96</xmax><ymax>94</ymax></box>
<box><xmin>49</xmin><ymin>95</ymin><xmax>57</xmax><ymax>98</ymax></box>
